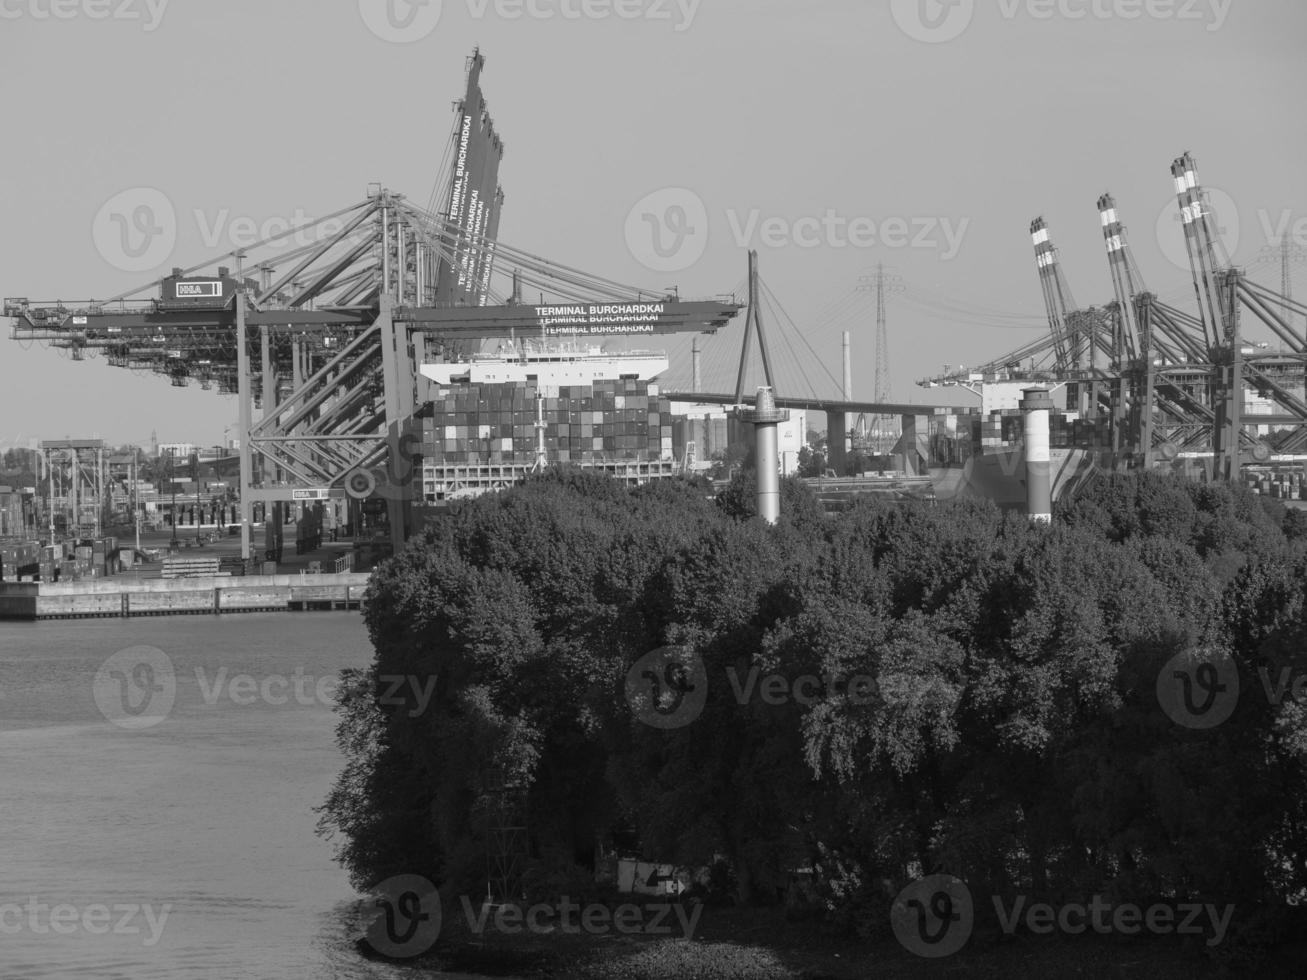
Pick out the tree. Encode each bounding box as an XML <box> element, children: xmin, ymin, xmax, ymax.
<box><xmin>319</xmin><ymin>467</ymin><xmax>1307</xmax><ymax>954</ymax></box>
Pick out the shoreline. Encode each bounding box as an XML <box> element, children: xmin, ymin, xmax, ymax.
<box><xmin>0</xmin><ymin>570</ymin><xmax>371</xmax><ymax>620</ymax></box>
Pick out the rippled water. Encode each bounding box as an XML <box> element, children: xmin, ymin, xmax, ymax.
<box><xmin>0</xmin><ymin>614</ymin><xmax>485</xmax><ymax>979</ymax></box>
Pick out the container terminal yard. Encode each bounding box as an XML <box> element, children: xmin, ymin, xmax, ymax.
<box><xmin>4</xmin><ymin>50</ymin><xmax>1307</xmax><ymax>617</ymax></box>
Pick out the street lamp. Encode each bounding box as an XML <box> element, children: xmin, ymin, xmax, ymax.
<box><xmin>194</xmin><ymin>450</ymin><xmax>202</xmax><ymax>544</ymax></box>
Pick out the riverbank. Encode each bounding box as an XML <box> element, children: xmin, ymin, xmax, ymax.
<box><xmin>412</xmin><ymin>905</ymin><xmax>1307</xmax><ymax>979</ymax></box>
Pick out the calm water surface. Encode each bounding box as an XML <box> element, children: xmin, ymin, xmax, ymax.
<box><xmin>0</xmin><ymin>613</ymin><xmax>485</xmax><ymax>979</ymax></box>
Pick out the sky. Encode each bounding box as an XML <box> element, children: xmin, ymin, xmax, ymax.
<box><xmin>1</xmin><ymin>0</ymin><xmax>1305</xmax><ymax>447</ymax></box>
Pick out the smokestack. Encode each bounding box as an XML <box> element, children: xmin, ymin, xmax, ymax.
<box><xmin>1021</xmin><ymin>386</ymin><xmax>1054</xmax><ymax>523</ymax></box>
<box><xmin>842</xmin><ymin>331</ymin><xmax>852</xmax><ymax>400</ymax></box>
<box><xmin>737</xmin><ymin>386</ymin><xmax>790</xmax><ymax>524</ymax></box>
<box><xmin>692</xmin><ymin>336</ymin><xmax>702</xmax><ymax>393</ymax></box>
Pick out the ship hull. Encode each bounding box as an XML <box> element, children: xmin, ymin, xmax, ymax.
<box><xmin>931</xmin><ymin>448</ymin><xmax>1102</xmax><ymax>509</ymax></box>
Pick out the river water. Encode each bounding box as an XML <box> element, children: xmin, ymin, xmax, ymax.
<box><xmin>0</xmin><ymin>613</ymin><xmax>483</xmax><ymax>979</ymax></box>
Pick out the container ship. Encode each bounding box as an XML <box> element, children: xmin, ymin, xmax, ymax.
<box><xmin>923</xmin><ymin>383</ymin><xmax>1107</xmax><ymax>508</ymax></box>
<box><xmin>414</xmin><ymin>342</ymin><xmax>681</xmax><ymax>503</ymax></box>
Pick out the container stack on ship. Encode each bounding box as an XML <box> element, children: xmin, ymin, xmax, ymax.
<box><xmin>416</xmin><ymin>344</ymin><xmax>681</xmax><ymax>503</ymax></box>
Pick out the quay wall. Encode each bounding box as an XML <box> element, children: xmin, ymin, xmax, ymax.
<box><xmin>0</xmin><ymin>572</ymin><xmax>373</xmax><ymax>620</ymax></box>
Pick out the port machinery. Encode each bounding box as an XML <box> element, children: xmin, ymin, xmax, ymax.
<box><xmin>922</xmin><ymin>152</ymin><xmax>1307</xmax><ymax>480</ymax></box>
<box><xmin>5</xmin><ymin>50</ymin><xmax>743</xmax><ymax>559</ymax></box>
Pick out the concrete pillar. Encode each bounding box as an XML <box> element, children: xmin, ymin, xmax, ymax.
<box><xmin>826</xmin><ymin>409</ymin><xmax>847</xmax><ymax>475</ymax></box>
<box><xmin>1021</xmin><ymin>387</ymin><xmax>1054</xmax><ymax>523</ymax></box>
<box><xmin>899</xmin><ymin>414</ymin><xmax>929</xmax><ymax>476</ymax></box>
<box><xmin>692</xmin><ymin>337</ymin><xmax>702</xmax><ymax>393</ymax></box>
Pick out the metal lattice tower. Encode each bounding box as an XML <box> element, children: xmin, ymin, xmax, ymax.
<box><xmin>856</xmin><ymin>264</ymin><xmax>903</xmax><ymax>452</ymax></box>
<box><xmin>484</xmin><ymin>768</ymin><xmax>529</xmax><ymax>908</ymax></box>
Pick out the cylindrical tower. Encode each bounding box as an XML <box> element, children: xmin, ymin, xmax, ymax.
<box><xmin>1021</xmin><ymin>386</ymin><xmax>1054</xmax><ymax>523</ymax></box>
<box><xmin>736</xmin><ymin>386</ymin><xmax>791</xmax><ymax>524</ymax></box>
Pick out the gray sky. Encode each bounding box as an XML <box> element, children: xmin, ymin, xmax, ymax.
<box><xmin>2</xmin><ymin>0</ymin><xmax>1304</xmax><ymax>446</ymax></box>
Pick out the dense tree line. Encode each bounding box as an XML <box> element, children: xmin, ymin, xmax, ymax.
<box><xmin>318</xmin><ymin>467</ymin><xmax>1307</xmax><ymax>956</ymax></box>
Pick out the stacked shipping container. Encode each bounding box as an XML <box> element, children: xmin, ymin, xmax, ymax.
<box><xmin>417</xmin><ymin>378</ymin><xmax>676</xmax><ymax>465</ymax></box>
<box><xmin>972</xmin><ymin>410</ymin><xmax>1111</xmax><ymax>452</ymax></box>
<box><xmin>0</xmin><ymin>537</ymin><xmax>119</xmax><ymax>582</ymax></box>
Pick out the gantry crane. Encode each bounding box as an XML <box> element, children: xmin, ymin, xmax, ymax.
<box><xmin>5</xmin><ymin>51</ymin><xmax>742</xmax><ymax>559</ymax></box>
